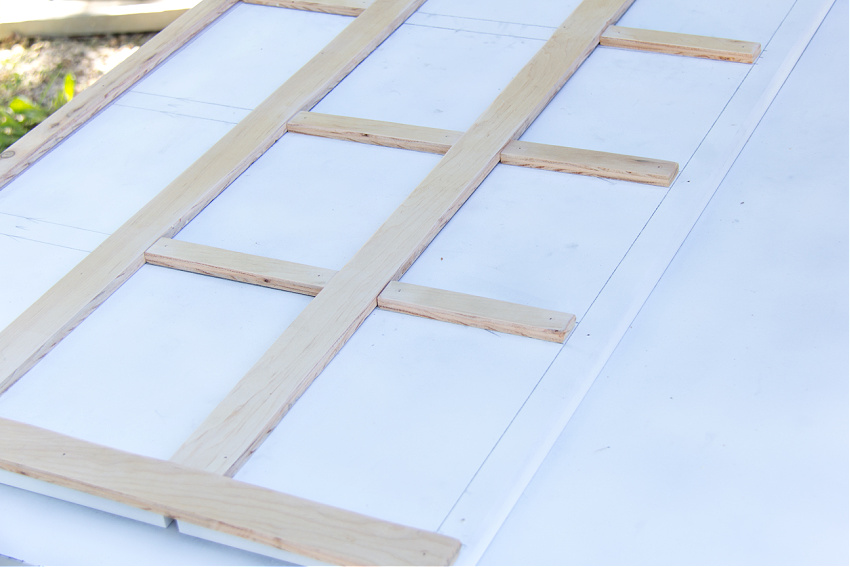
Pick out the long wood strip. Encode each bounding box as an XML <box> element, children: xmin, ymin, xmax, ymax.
<box><xmin>0</xmin><ymin>0</ymin><xmax>239</xmax><ymax>189</ymax></box>
<box><xmin>600</xmin><ymin>25</ymin><xmax>761</xmax><ymax>63</ymax></box>
<box><xmin>0</xmin><ymin>0</ymin><xmax>427</xmax><ymax>396</ymax></box>
<box><xmin>172</xmin><ymin>0</ymin><xmax>635</xmax><ymax>476</ymax></box>
<box><xmin>244</xmin><ymin>0</ymin><xmax>371</xmax><ymax>16</ymax></box>
<box><xmin>145</xmin><ymin>237</ymin><xmax>575</xmax><ymax>341</ymax></box>
<box><xmin>0</xmin><ymin>418</ymin><xmax>461</xmax><ymax>566</ymax></box>
<box><xmin>378</xmin><ymin>281</ymin><xmax>575</xmax><ymax>342</ymax></box>
<box><xmin>288</xmin><ymin>111</ymin><xmax>677</xmax><ymax>185</ymax></box>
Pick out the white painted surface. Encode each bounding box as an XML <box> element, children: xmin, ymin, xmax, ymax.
<box><xmin>481</xmin><ymin>1</ymin><xmax>848</xmax><ymax>563</ymax></box>
<box><xmin>0</xmin><ymin>0</ymin><xmax>845</xmax><ymax>565</ymax></box>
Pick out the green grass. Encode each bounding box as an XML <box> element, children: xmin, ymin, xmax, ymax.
<box><xmin>0</xmin><ymin>71</ymin><xmax>74</xmax><ymax>152</ymax></box>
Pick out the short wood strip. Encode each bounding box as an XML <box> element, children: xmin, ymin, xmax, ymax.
<box><xmin>600</xmin><ymin>25</ymin><xmax>761</xmax><ymax>63</ymax></box>
<box><xmin>378</xmin><ymin>281</ymin><xmax>575</xmax><ymax>342</ymax></box>
<box><xmin>501</xmin><ymin>140</ymin><xmax>677</xmax><ymax>186</ymax></box>
<box><xmin>0</xmin><ymin>0</ymin><xmax>427</xmax><ymax>396</ymax></box>
<box><xmin>289</xmin><ymin>111</ymin><xmax>677</xmax><ymax>186</ymax></box>
<box><xmin>145</xmin><ymin>237</ymin><xmax>335</xmax><ymax>296</ymax></box>
<box><xmin>145</xmin><ymin>238</ymin><xmax>575</xmax><ymax>342</ymax></box>
<box><xmin>0</xmin><ymin>418</ymin><xmax>461</xmax><ymax>566</ymax></box>
<box><xmin>172</xmin><ymin>0</ymin><xmax>635</xmax><ymax>476</ymax></box>
<box><xmin>0</xmin><ymin>0</ymin><xmax>239</xmax><ymax>189</ymax></box>
<box><xmin>244</xmin><ymin>0</ymin><xmax>371</xmax><ymax>16</ymax></box>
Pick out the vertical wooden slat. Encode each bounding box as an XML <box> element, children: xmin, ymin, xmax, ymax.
<box><xmin>0</xmin><ymin>0</ymin><xmax>428</xmax><ymax>396</ymax></box>
<box><xmin>172</xmin><ymin>0</ymin><xmax>636</xmax><ymax>476</ymax></box>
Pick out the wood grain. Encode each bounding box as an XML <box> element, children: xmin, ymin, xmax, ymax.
<box><xmin>0</xmin><ymin>418</ymin><xmax>461</xmax><ymax>566</ymax></box>
<box><xmin>0</xmin><ymin>0</ymin><xmax>427</xmax><ymax>396</ymax></box>
<box><xmin>244</xmin><ymin>0</ymin><xmax>371</xmax><ymax>16</ymax></box>
<box><xmin>172</xmin><ymin>0</ymin><xmax>635</xmax><ymax>476</ymax></box>
<box><xmin>146</xmin><ymin>238</ymin><xmax>575</xmax><ymax>342</ymax></box>
<box><xmin>378</xmin><ymin>281</ymin><xmax>575</xmax><ymax>342</ymax></box>
<box><xmin>600</xmin><ymin>25</ymin><xmax>761</xmax><ymax>63</ymax></box>
<box><xmin>501</xmin><ymin>140</ymin><xmax>677</xmax><ymax>186</ymax></box>
<box><xmin>0</xmin><ymin>0</ymin><xmax>240</xmax><ymax>189</ymax></box>
<box><xmin>289</xmin><ymin>111</ymin><xmax>677</xmax><ymax>185</ymax></box>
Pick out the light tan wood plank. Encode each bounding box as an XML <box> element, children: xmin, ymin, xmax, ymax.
<box><xmin>600</xmin><ymin>25</ymin><xmax>761</xmax><ymax>63</ymax></box>
<box><xmin>378</xmin><ymin>281</ymin><xmax>575</xmax><ymax>343</ymax></box>
<box><xmin>289</xmin><ymin>111</ymin><xmax>676</xmax><ymax>185</ymax></box>
<box><xmin>0</xmin><ymin>0</ymin><xmax>427</xmax><ymax>396</ymax></box>
<box><xmin>244</xmin><ymin>0</ymin><xmax>371</xmax><ymax>16</ymax></box>
<box><xmin>287</xmin><ymin>110</ymin><xmax>461</xmax><ymax>153</ymax></box>
<box><xmin>501</xmin><ymin>140</ymin><xmax>678</xmax><ymax>186</ymax></box>
<box><xmin>146</xmin><ymin>237</ymin><xmax>575</xmax><ymax>341</ymax></box>
<box><xmin>172</xmin><ymin>0</ymin><xmax>635</xmax><ymax>476</ymax></box>
<box><xmin>145</xmin><ymin>237</ymin><xmax>335</xmax><ymax>296</ymax></box>
<box><xmin>0</xmin><ymin>418</ymin><xmax>461</xmax><ymax>566</ymax></box>
<box><xmin>0</xmin><ymin>0</ymin><xmax>239</xmax><ymax>189</ymax></box>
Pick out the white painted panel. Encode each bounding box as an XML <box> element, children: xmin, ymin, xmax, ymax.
<box><xmin>313</xmin><ymin>23</ymin><xmax>544</xmax><ymax>131</ymax></box>
<box><xmin>0</xmin><ymin>237</ymin><xmax>88</xmax><ymax>329</ymax></box>
<box><xmin>0</xmin><ymin>265</ymin><xmax>311</xmax><ymax>460</ymax></box>
<box><xmin>401</xmin><ymin>164</ymin><xmax>664</xmax><ymax>318</ymax></box>
<box><xmin>521</xmin><ymin>46</ymin><xmax>749</xmax><ymax>165</ymax></box>
<box><xmin>131</xmin><ymin>2</ymin><xmax>351</xmax><ymax>109</ymax></box>
<box><xmin>418</xmin><ymin>0</ymin><xmax>582</xmax><ymax>30</ymax></box>
<box><xmin>175</xmin><ymin>133</ymin><xmax>442</xmax><ymax>271</ymax></box>
<box><xmin>235</xmin><ymin>309</ymin><xmax>562</xmax><ymax>531</ymax></box>
<box><xmin>0</xmin><ymin>105</ymin><xmax>233</xmax><ymax>234</ymax></box>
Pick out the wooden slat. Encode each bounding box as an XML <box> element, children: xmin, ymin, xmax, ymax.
<box><xmin>501</xmin><ymin>140</ymin><xmax>677</xmax><ymax>186</ymax></box>
<box><xmin>287</xmin><ymin>110</ymin><xmax>460</xmax><ymax>153</ymax></box>
<box><xmin>244</xmin><ymin>0</ymin><xmax>371</xmax><ymax>16</ymax></box>
<box><xmin>172</xmin><ymin>0</ymin><xmax>635</xmax><ymax>476</ymax></box>
<box><xmin>145</xmin><ymin>237</ymin><xmax>575</xmax><ymax>342</ymax></box>
<box><xmin>145</xmin><ymin>237</ymin><xmax>335</xmax><ymax>296</ymax></box>
<box><xmin>288</xmin><ymin>111</ymin><xmax>677</xmax><ymax>185</ymax></box>
<box><xmin>0</xmin><ymin>418</ymin><xmax>461</xmax><ymax>566</ymax></box>
<box><xmin>600</xmin><ymin>25</ymin><xmax>761</xmax><ymax>63</ymax></box>
<box><xmin>0</xmin><ymin>0</ymin><xmax>240</xmax><ymax>189</ymax></box>
<box><xmin>378</xmin><ymin>281</ymin><xmax>575</xmax><ymax>342</ymax></box>
<box><xmin>0</xmin><ymin>0</ymin><xmax>427</xmax><ymax>396</ymax></box>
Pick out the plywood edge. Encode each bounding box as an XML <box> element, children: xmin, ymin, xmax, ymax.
<box><xmin>600</xmin><ymin>25</ymin><xmax>762</xmax><ymax>63</ymax></box>
<box><xmin>287</xmin><ymin>110</ymin><xmax>460</xmax><ymax>153</ymax></box>
<box><xmin>502</xmin><ymin>140</ymin><xmax>678</xmax><ymax>186</ymax></box>
<box><xmin>244</xmin><ymin>0</ymin><xmax>371</xmax><ymax>16</ymax></box>
<box><xmin>145</xmin><ymin>237</ymin><xmax>335</xmax><ymax>296</ymax></box>
<box><xmin>378</xmin><ymin>281</ymin><xmax>575</xmax><ymax>343</ymax></box>
<box><xmin>0</xmin><ymin>418</ymin><xmax>461</xmax><ymax>566</ymax></box>
<box><xmin>0</xmin><ymin>0</ymin><xmax>240</xmax><ymax>189</ymax></box>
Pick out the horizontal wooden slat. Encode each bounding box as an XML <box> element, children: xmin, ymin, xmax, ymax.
<box><xmin>288</xmin><ymin>111</ymin><xmax>677</xmax><ymax>186</ymax></box>
<box><xmin>600</xmin><ymin>25</ymin><xmax>761</xmax><ymax>63</ymax></box>
<box><xmin>287</xmin><ymin>110</ymin><xmax>460</xmax><ymax>153</ymax></box>
<box><xmin>145</xmin><ymin>238</ymin><xmax>575</xmax><ymax>342</ymax></box>
<box><xmin>378</xmin><ymin>281</ymin><xmax>575</xmax><ymax>342</ymax></box>
<box><xmin>145</xmin><ymin>237</ymin><xmax>334</xmax><ymax>296</ymax></box>
<box><xmin>0</xmin><ymin>418</ymin><xmax>461</xmax><ymax>566</ymax></box>
<box><xmin>244</xmin><ymin>0</ymin><xmax>371</xmax><ymax>16</ymax></box>
<box><xmin>501</xmin><ymin>140</ymin><xmax>677</xmax><ymax>186</ymax></box>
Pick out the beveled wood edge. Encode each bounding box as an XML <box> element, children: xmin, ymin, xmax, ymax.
<box><xmin>600</xmin><ymin>25</ymin><xmax>762</xmax><ymax>63</ymax></box>
<box><xmin>0</xmin><ymin>417</ymin><xmax>461</xmax><ymax>566</ymax></box>
<box><xmin>146</xmin><ymin>238</ymin><xmax>576</xmax><ymax>342</ymax></box>
<box><xmin>288</xmin><ymin>110</ymin><xmax>677</xmax><ymax>186</ymax></box>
